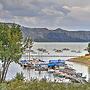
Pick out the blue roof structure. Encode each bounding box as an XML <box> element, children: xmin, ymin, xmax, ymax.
<box><xmin>48</xmin><ymin>60</ymin><xmax>65</xmax><ymax>67</ymax></box>
<box><xmin>55</xmin><ymin>63</ymin><xmax>64</xmax><ymax>66</ymax></box>
<box><xmin>20</xmin><ymin>60</ymin><xmax>28</xmax><ymax>64</ymax></box>
<box><xmin>49</xmin><ymin>60</ymin><xmax>65</xmax><ymax>63</ymax></box>
<box><xmin>48</xmin><ymin>63</ymin><xmax>55</xmax><ymax>67</ymax></box>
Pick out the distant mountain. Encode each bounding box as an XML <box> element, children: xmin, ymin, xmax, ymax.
<box><xmin>1</xmin><ymin>22</ymin><xmax>90</xmax><ymax>42</ymax></box>
<box><xmin>22</xmin><ymin>27</ymin><xmax>90</xmax><ymax>42</ymax></box>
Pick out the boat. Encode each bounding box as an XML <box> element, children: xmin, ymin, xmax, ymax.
<box><xmin>71</xmin><ymin>50</ymin><xmax>76</xmax><ymax>52</ymax></box>
<box><xmin>76</xmin><ymin>50</ymin><xmax>81</xmax><ymax>53</ymax></box>
<box><xmin>59</xmin><ymin>66</ymin><xmax>65</xmax><ymax>70</ymax></box>
<box><xmin>53</xmin><ymin>72</ymin><xmax>66</xmax><ymax>78</ymax></box>
<box><xmin>35</xmin><ymin>67</ymin><xmax>48</xmax><ymax>71</ymax></box>
<box><xmin>19</xmin><ymin>60</ymin><xmax>34</xmax><ymax>68</ymax></box>
<box><xmin>37</xmin><ymin>48</ymin><xmax>48</xmax><ymax>53</ymax></box>
<box><xmin>84</xmin><ymin>48</ymin><xmax>88</xmax><ymax>51</ymax></box>
<box><xmin>55</xmin><ymin>50</ymin><xmax>62</xmax><ymax>53</ymax></box>
<box><xmin>53</xmin><ymin>49</ymin><xmax>57</xmax><ymax>51</ymax></box>
<box><xmin>48</xmin><ymin>69</ymin><xmax>55</xmax><ymax>73</ymax></box>
<box><xmin>62</xmin><ymin>48</ymin><xmax>70</xmax><ymax>51</ymax></box>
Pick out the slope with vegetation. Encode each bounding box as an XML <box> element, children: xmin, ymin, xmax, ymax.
<box><xmin>69</xmin><ymin>56</ymin><xmax>90</xmax><ymax>66</ymax></box>
<box><xmin>1</xmin><ymin>22</ymin><xmax>90</xmax><ymax>42</ymax></box>
<box><xmin>69</xmin><ymin>43</ymin><xmax>90</xmax><ymax>66</ymax></box>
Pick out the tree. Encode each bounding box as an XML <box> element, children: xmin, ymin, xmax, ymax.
<box><xmin>24</xmin><ymin>36</ymin><xmax>33</xmax><ymax>61</ymax></box>
<box><xmin>88</xmin><ymin>43</ymin><xmax>90</xmax><ymax>54</ymax></box>
<box><xmin>0</xmin><ymin>23</ymin><xmax>23</xmax><ymax>82</ymax></box>
<box><xmin>23</xmin><ymin>36</ymin><xmax>33</xmax><ymax>80</ymax></box>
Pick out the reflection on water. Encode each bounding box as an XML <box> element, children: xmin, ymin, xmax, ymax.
<box><xmin>6</xmin><ymin>59</ymin><xmax>90</xmax><ymax>82</ymax></box>
<box><xmin>6</xmin><ymin>42</ymin><xmax>90</xmax><ymax>82</ymax></box>
<box><xmin>66</xmin><ymin>61</ymin><xmax>90</xmax><ymax>81</ymax></box>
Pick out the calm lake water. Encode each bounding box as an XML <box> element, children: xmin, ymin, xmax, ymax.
<box><xmin>6</xmin><ymin>42</ymin><xmax>90</xmax><ymax>82</ymax></box>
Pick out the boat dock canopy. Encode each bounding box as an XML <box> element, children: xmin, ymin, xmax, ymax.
<box><xmin>49</xmin><ymin>60</ymin><xmax>65</xmax><ymax>63</ymax></box>
<box><xmin>20</xmin><ymin>60</ymin><xmax>28</xmax><ymax>64</ymax></box>
<box><xmin>48</xmin><ymin>63</ymin><xmax>55</xmax><ymax>67</ymax></box>
<box><xmin>48</xmin><ymin>60</ymin><xmax>65</xmax><ymax>67</ymax></box>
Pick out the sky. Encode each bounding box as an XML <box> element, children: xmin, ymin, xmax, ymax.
<box><xmin>0</xmin><ymin>0</ymin><xmax>90</xmax><ymax>30</ymax></box>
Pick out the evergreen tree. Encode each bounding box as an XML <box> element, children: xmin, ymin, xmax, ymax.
<box><xmin>88</xmin><ymin>43</ymin><xmax>90</xmax><ymax>54</ymax></box>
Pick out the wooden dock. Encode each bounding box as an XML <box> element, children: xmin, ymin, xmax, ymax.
<box><xmin>30</xmin><ymin>55</ymin><xmax>80</xmax><ymax>57</ymax></box>
<box><xmin>66</xmin><ymin>75</ymin><xmax>87</xmax><ymax>83</ymax></box>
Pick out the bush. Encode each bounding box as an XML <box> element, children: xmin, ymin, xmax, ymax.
<box><xmin>15</xmin><ymin>72</ymin><xmax>24</xmax><ymax>81</ymax></box>
<box><xmin>88</xmin><ymin>43</ymin><xmax>90</xmax><ymax>54</ymax></box>
<box><xmin>0</xmin><ymin>83</ymin><xmax>7</xmax><ymax>90</ymax></box>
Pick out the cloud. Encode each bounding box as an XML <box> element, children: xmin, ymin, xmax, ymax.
<box><xmin>0</xmin><ymin>3</ymin><xmax>3</xmax><ymax>10</ymax></box>
<box><xmin>0</xmin><ymin>0</ymin><xmax>90</xmax><ymax>30</ymax></box>
<box><xmin>68</xmin><ymin>6</ymin><xmax>90</xmax><ymax>21</ymax></box>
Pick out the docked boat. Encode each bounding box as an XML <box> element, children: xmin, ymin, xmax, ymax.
<box><xmin>48</xmin><ymin>69</ymin><xmax>55</xmax><ymax>73</ymax></box>
<box><xmin>53</xmin><ymin>72</ymin><xmax>66</xmax><ymax>78</ymax></box>
<box><xmin>37</xmin><ymin>48</ymin><xmax>48</xmax><ymax>53</ymax></box>
<box><xmin>35</xmin><ymin>67</ymin><xmax>48</xmax><ymax>71</ymax></box>
<box><xmin>71</xmin><ymin>50</ymin><xmax>76</xmax><ymax>52</ymax></box>
<box><xmin>76</xmin><ymin>50</ymin><xmax>81</xmax><ymax>53</ymax></box>
<box><xmin>55</xmin><ymin>50</ymin><xmax>62</xmax><ymax>53</ymax></box>
<box><xmin>62</xmin><ymin>48</ymin><xmax>70</xmax><ymax>51</ymax></box>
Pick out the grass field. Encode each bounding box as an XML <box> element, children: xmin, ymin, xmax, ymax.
<box><xmin>0</xmin><ymin>80</ymin><xmax>90</xmax><ymax>90</ymax></box>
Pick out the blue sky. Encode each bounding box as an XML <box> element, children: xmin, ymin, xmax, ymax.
<box><xmin>0</xmin><ymin>0</ymin><xmax>90</xmax><ymax>30</ymax></box>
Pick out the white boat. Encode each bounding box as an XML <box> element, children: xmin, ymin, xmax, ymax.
<box><xmin>48</xmin><ymin>69</ymin><xmax>55</xmax><ymax>73</ymax></box>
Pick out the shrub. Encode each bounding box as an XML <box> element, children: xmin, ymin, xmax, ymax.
<box><xmin>15</xmin><ymin>72</ymin><xmax>24</xmax><ymax>81</ymax></box>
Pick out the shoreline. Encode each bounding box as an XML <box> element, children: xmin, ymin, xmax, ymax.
<box><xmin>68</xmin><ymin>56</ymin><xmax>90</xmax><ymax>67</ymax></box>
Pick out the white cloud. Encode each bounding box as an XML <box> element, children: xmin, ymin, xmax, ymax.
<box><xmin>0</xmin><ymin>0</ymin><xmax>90</xmax><ymax>30</ymax></box>
<box><xmin>0</xmin><ymin>3</ymin><xmax>3</xmax><ymax>10</ymax></box>
<box><xmin>41</xmin><ymin>7</ymin><xmax>64</xmax><ymax>16</ymax></box>
<box><xmin>66</xmin><ymin>6</ymin><xmax>90</xmax><ymax>21</ymax></box>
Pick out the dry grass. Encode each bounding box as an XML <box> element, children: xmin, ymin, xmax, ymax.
<box><xmin>69</xmin><ymin>56</ymin><xmax>90</xmax><ymax>66</ymax></box>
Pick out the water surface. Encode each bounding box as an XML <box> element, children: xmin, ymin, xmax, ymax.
<box><xmin>6</xmin><ymin>42</ymin><xmax>90</xmax><ymax>81</ymax></box>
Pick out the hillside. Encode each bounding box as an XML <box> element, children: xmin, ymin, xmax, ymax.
<box><xmin>1</xmin><ymin>22</ymin><xmax>90</xmax><ymax>42</ymax></box>
<box><xmin>22</xmin><ymin>27</ymin><xmax>90</xmax><ymax>42</ymax></box>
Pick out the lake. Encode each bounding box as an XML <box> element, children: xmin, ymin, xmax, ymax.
<box><xmin>6</xmin><ymin>42</ymin><xmax>90</xmax><ymax>82</ymax></box>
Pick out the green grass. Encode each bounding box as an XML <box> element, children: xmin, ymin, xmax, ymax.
<box><xmin>0</xmin><ymin>80</ymin><xmax>90</xmax><ymax>90</ymax></box>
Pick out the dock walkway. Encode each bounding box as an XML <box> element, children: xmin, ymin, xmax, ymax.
<box><xmin>66</xmin><ymin>75</ymin><xmax>87</xmax><ymax>83</ymax></box>
<box><xmin>30</xmin><ymin>55</ymin><xmax>81</xmax><ymax>57</ymax></box>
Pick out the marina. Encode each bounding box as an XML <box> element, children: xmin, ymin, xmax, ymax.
<box><xmin>4</xmin><ymin>42</ymin><xmax>90</xmax><ymax>83</ymax></box>
<box><xmin>19</xmin><ymin>59</ymin><xmax>87</xmax><ymax>83</ymax></box>
<box><xmin>1</xmin><ymin>1</ymin><xmax>90</xmax><ymax>89</ymax></box>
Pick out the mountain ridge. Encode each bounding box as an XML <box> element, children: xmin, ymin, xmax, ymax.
<box><xmin>0</xmin><ymin>22</ymin><xmax>90</xmax><ymax>42</ymax></box>
<box><xmin>21</xmin><ymin>26</ymin><xmax>90</xmax><ymax>42</ymax></box>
